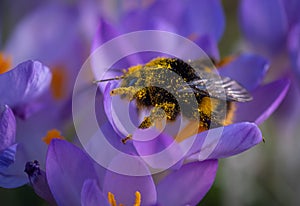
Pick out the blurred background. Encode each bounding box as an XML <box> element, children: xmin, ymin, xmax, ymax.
<box><xmin>1</xmin><ymin>0</ymin><xmax>299</xmax><ymax>205</ymax></box>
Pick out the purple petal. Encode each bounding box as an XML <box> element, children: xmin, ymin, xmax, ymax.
<box><xmin>185</xmin><ymin>122</ymin><xmax>262</xmax><ymax>161</ymax></box>
<box><xmin>0</xmin><ymin>144</ymin><xmax>17</xmax><ymax>168</ymax></box>
<box><xmin>0</xmin><ymin>145</ymin><xmax>29</xmax><ymax>188</ymax></box>
<box><xmin>101</xmin><ymin>83</ymin><xmax>136</xmax><ymax>154</ymax></box>
<box><xmin>0</xmin><ymin>60</ymin><xmax>51</xmax><ymax>112</ymax></box>
<box><xmin>103</xmin><ymin>83</ymin><xmax>134</xmax><ymax>139</ymax></box>
<box><xmin>183</xmin><ymin>0</ymin><xmax>225</xmax><ymax>41</ymax></box>
<box><xmin>121</xmin><ymin>10</ymin><xmax>154</xmax><ymax>32</ymax></box>
<box><xmin>0</xmin><ymin>104</ymin><xmax>65</xmax><ymax>188</ymax></box>
<box><xmin>12</xmin><ymin>99</ymin><xmax>47</xmax><ymax>120</ymax></box>
<box><xmin>219</xmin><ymin>53</ymin><xmax>269</xmax><ymax>91</ymax></box>
<box><xmin>81</xmin><ymin>179</ymin><xmax>109</xmax><ymax>206</ymax></box>
<box><xmin>142</xmin><ymin>0</ymin><xmax>184</xmax><ymax>30</ymax></box>
<box><xmin>46</xmin><ymin>139</ymin><xmax>98</xmax><ymax>206</ymax></box>
<box><xmin>24</xmin><ymin>160</ymin><xmax>55</xmax><ymax>204</ymax></box>
<box><xmin>188</xmin><ymin>123</ymin><xmax>262</xmax><ymax>161</ymax></box>
<box><xmin>288</xmin><ymin>24</ymin><xmax>300</xmax><ymax>79</ymax></box>
<box><xmin>91</xmin><ymin>18</ymin><xmax>143</xmax><ymax>75</ymax></box>
<box><xmin>0</xmin><ymin>105</ymin><xmax>16</xmax><ymax>151</ymax></box>
<box><xmin>282</xmin><ymin>0</ymin><xmax>300</xmax><ymax>27</ymax></box>
<box><xmin>103</xmin><ymin>156</ymin><xmax>157</xmax><ymax>205</ymax></box>
<box><xmin>157</xmin><ymin>160</ymin><xmax>218</xmax><ymax>205</ymax></box>
<box><xmin>93</xmin><ymin>18</ymin><xmax>120</xmax><ymax>48</ymax></box>
<box><xmin>133</xmin><ymin>128</ymin><xmax>184</xmax><ymax>170</ymax></box>
<box><xmin>239</xmin><ymin>0</ymin><xmax>288</xmax><ymax>56</ymax></box>
<box><xmin>5</xmin><ymin>4</ymin><xmax>80</xmax><ymax>65</ymax></box>
<box><xmin>194</xmin><ymin>35</ymin><xmax>220</xmax><ymax>60</ymax></box>
<box><xmin>235</xmin><ymin>78</ymin><xmax>290</xmax><ymax>124</ymax></box>
<box><xmin>120</xmin><ymin>0</ymin><xmax>184</xmax><ymax>32</ymax></box>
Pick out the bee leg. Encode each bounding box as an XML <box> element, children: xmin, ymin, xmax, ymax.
<box><xmin>110</xmin><ymin>86</ymin><xmax>141</xmax><ymax>99</ymax></box>
<box><xmin>121</xmin><ymin>134</ymin><xmax>132</xmax><ymax>144</ymax></box>
<box><xmin>138</xmin><ymin>102</ymin><xmax>176</xmax><ymax>129</ymax></box>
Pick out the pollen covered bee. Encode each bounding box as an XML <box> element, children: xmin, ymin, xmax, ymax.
<box><xmin>96</xmin><ymin>57</ymin><xmax>252</xmax><ymax>143</ymax></box>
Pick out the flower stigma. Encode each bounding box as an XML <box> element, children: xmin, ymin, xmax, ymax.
<box><xmin>42</xmin><ymin>129</ymin><xmax>65</xmax><ymax>145</ymax></box>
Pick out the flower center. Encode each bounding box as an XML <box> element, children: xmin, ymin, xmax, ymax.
<box><xmin>0</xmin><ymin>52</ymin><xmax>12</xmax><ymax>74</ymax></box>
<box><xmin>51</xmin><ymin>66</ymin><xmax>68</xmax><ymax>100</ymax></box>
<box><xmin>42</xmin><ymin>129</ymin><xmax>64</xmax><ymax>145</ymax></box>
<box><xmin>107</xmin><ymin>191</ymin><xmax>141</xmax><ymax>206</ymax></box>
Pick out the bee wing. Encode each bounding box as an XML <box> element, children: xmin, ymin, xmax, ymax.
<box><xmin>179</xmin><ymin>76</ymin><xmax>253</xmax><ymax>102</ymax></box>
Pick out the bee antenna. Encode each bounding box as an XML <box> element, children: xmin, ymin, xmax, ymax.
<box><xmin>93</xmin><ymin>76</ymin><xmax>124</xmax><ymax>83</ymax></box>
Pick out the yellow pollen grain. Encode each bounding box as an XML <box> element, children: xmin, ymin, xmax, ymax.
<box><xmin>51</xmin><ymin>66</ymin><xmax>67</xmax><ymax>100</ymax></box>
<box><xmin>42</xmin><ymin>129</ymin><xmax>64</xmax><ymax>145</ymax></box>
<box><xmin>0</xmin><ymin>52</ymin><xmax>12</xmax><ymax>74</ymax></box>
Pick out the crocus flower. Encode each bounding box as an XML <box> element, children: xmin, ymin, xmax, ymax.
<box><xmin>27</xmin><ymin>54</ymin><xmax>290</xmax><ymax>204</ymax></box>
<box><xmin>24</xmin><ymin>139</ymin><xmax>217</xmax><ymax>205</ymax></box>
<box><xmin>90</xmin><ymin>51</ymin><xmax>288</xmax><ymax>205</ymax></box>
<box><xmin>239</xmin><ymin>0</ymin><xmax>300</xmax><ymax>91</ymax></box>
<box><xmin>0</xmin><ymin>60</ymin><xmax>53</xmax><ymax>188</ymax></box>
<box><xmin>79</xmin><ymin>1</ymin><xmax>290</xmax><ymax>204</ymax></box>
<box><xmin>0</xmin><ymin>2</ymin><xmax>93</xmax><ymax>188</ymax></box>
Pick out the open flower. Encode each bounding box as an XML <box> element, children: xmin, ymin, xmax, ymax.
<box><xmin>39</xmin><ymin>53</ymin><xmax>289</xmax><ymax>205</ymax></box>
<box><xmin>0</xmin><ymin>60</ymin><xmax>53</xmax><ymax>188</ymax></box>
<box><xmin>0</xmin><ymin>2</ymin><xmax>91</xmax><ymax>188</ymax></box>
<box><xmin>25</xmin><ymin>139</ymin><xmax>218</xmax><ymax>205</ymax></box>
<box><xmin>84</xmin><ymin>1</ymin><xmax>290</xmax><ymax>204</ymax></box>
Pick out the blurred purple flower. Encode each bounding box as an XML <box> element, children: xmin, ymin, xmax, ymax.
<box><xmin>93</xmin><ymin>0</ymin><xmax>224</xmax><ymax>63</ymax></box>
<box><xmin>0</xmin><ymin>2</ymin><xmax>95</xmax><ymax>188</ymax></box>
<box><xmin>0</xmin><ymin>60</ymin><xmax>53</xmax><ymax>188</ymax></box>
<box><xmin>239</xmin><ymin>0</ymin><xmax>300</xmax><ymax>81</ymax></box>
<box><xmin>239</xmin><ymin>0</ymin><xmax>300</xmax><ymax>122</ymax></box>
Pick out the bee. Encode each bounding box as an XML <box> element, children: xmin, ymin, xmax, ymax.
<box><xmin>95</xmin><ymin>57</ymin><xmax>252</xmax><ymax>143</ymax></box>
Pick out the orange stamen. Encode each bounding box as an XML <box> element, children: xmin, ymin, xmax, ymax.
<box><xmin>42</xmin><ymin>129</ymin><xmax>64</xmax><ymax>145</ymax></box>
<box><xmin>0</xmin><ymin>52</ymin><xmax>12</xmax><ymax>74</ymax></box>
<box><xmin>51</xmin><ymin>66</ymin><xmax>67</xmax><ymax>100</ymax></box>
<box><xmin>216</xmin><ymin>56</ymin><xmax>236</xmax><ymax>67</ymax></box>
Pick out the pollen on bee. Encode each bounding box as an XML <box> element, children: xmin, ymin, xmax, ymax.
<box><xmin>198</xmin><ymin>97</ymin><xmax>218</xmax><ymax>116</ymax></box>
<box><xmin>223</xmin><ymin>102</ymin><xmax>236</xmax><ymax>125</ymax></box>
